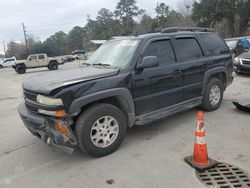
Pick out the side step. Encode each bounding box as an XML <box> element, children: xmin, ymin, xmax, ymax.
<box><xmin>135</xmin><ymin>97</ymin><xmax>202</xmax><ymax>125</ymax></box>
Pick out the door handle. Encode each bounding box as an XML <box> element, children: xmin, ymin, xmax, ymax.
<box><xmin>174</xmin><ymin>69</ymin><xmax>182</xmax><ymax>77</ymax></box>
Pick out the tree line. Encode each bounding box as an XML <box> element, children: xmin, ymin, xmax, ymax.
<box><xmin>5</xmin><ymin>0</ymin><xmax>250</xmax><ymax>60</ymax></box>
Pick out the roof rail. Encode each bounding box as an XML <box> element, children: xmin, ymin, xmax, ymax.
<box><xmin>161</xmin><ymin>27</ymin><xmax>216</xmax><ymax>33</ymax></box>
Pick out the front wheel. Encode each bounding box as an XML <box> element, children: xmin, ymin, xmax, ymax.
<box><xmin>15</xmin><ymin>64</ymin><xmax>26</xmax><ymax>74</ymax></box>
<box><xmin>201</xmin><ymin>78</ymin><xmax>223</xmax><ymax>111</ymax></box>
<box><xmin>75</xmin><ymin>103</ymin><xmax>127</xmax><ymax>157</ymax></box>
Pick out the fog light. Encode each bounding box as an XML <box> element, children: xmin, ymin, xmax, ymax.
<box><xmin>54</xmin><ymin>120</ymin><xmax>69</xmax><ymax>136</ymax></box>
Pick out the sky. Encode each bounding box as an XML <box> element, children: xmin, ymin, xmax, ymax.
<box><xmin>0</xmin><ymin>0</ymin><xmax>181</xmax><ymax>54</ymax></box>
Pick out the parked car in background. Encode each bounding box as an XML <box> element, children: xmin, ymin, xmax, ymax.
<box><xmin>12</xmin><ymin>54</ymin><xmax>64</xmax><ymax>74</ymax></box>
<box><xmin>225</xmin><ymin>38</ymin><xmax>250</xmax><ymax>58</ymax></box>
<box><xmin>233</xmin><ymin>51</ymin><xmax>250</xmax><ymax>74</ymax></box>
<box><xmin>0</xmin><ymin>57</ymin><xmax>16</xmax><ymax>68</ymax></box>
<box><xmin>72</xmin><ymin>49</ymin><xmax>85</xmax><ymax>60</ymax></box>
<box><xmin>62</xmin><ymin>56</ymin><xmax>75</xmax><ymax>63</ymax></box>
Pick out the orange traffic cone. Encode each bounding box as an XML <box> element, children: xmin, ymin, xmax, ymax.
<box><xmin>185</xmin><ymin>111</ymin><xmax>217</xmax><ymax>171</ymax></box>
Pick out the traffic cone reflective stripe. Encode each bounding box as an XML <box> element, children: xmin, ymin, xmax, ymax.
<box><xmin>185</xmin><ymin>111</ymin><xmax>218</xmax><ymax>171</ymax></box>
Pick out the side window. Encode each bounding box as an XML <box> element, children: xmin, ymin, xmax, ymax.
<box><xmin>38</xmin><ymin>55</ymin><xmax>45</xmax><ymax>59</ymax></box>
<box><xmin>143</xmin><ymin>39</ymin><xmax>176</xmax><ymax>65</ymax></box>
<box><xmin>200</xmin><ymin>34</ymin><xmax>229</xmax><ymax>55</ymax></box>
<box><xmin>176</xmin><ymin>38</ymin><xmax>204</xmax><ymax>61</ymax></box>
<box><xmin>29</xmin><ymin>56</ymin><xmax>37</xmax><ymax>61</ymax></box>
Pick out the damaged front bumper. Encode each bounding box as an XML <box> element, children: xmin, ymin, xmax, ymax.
<box><xmin>18</xmin><ymin>103</ymin><xmax>77</xmax><ymax>154</ymax></box>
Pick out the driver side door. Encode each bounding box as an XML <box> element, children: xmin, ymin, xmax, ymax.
<box><xmin>132</xmin><ymin>38</ymin><xmax>183</xmax><ymax>115</ymax></box>
<box><xmin>26</xmin><ymin>55</ymin><xmax>39</xmax><ymax>68</ymax></box>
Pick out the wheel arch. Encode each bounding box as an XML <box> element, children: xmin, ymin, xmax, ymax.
<box><xmin>202</xmin><ymin>67</ymin><xmax>228</xmax><ymax>95</ymax></box>
<box><xmin>69</xmin><ymin>88</ymin><xmax>136</xmax><ymax>127</ymax></box>
<box><xmin>49</xmin><ymin>60</ymin><xmax>58</xmax><ymax>64</ymax></box>
<box><xmin>16</xmin><ymin>63</ymin><xmax>26</xmax><ymax>68</ymax></box>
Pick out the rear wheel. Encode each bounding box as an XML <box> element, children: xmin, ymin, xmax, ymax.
<box><xmin>15</xmin><ymin>64</ymin><xmax>26</xmax><ymax>74</ymax></box>
<box><xmin>201</xmin><ymin>77</ymin><xmax>223</xmax><ymax>111</ymax></box>
<box><xmin>75</xmin><ymin>103</ymin><xmax>127</xmax><ymax>157</ymax></box>
<box><xmin>48</xmin><ymin>61</ymin><xmax>58</xmax><ymax>70</ymax></box>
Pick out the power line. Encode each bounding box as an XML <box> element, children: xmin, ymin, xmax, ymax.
<box><xmin>22</xmin><ymin>22</ymin><xmax>29</xmax><ymax>56</ymax></box>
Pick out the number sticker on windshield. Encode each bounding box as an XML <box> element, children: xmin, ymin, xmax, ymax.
<box><xmin>120</xmin><ymin>40</ymin><xmax>138</xmax><ymax>46</ymax></box>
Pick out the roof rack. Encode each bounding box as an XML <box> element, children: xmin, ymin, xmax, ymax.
<box><xmin>161</xmin><ymin>27</ymin><xmax>216</xmax><ymax>33</ymax></box>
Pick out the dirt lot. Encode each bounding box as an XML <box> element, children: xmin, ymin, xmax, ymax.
<box><xmin>0</xmin><ymin>63</ymin><xmax>250</xmax><ymax>188</ymax></box>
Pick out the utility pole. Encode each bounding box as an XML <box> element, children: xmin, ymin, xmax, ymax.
<box><xmin>3</xmin><ymin>40</ymin><xmax>6</xmax><ymax>57</ymax></box>
<box><xmin>22</xmin><ymin>22</ymin><xmax>29</xmax><ymax>56</ymax></box>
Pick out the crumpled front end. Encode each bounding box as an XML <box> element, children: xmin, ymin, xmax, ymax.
<box><xmin>18</xmin><ymin>103</ymin><xmax>77</xmax><ymax>154</ymax></box>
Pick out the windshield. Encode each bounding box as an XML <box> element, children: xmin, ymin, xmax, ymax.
<box><xmin>86</xmin><ymin>39</ymin><xmax>140</xmax><ymax>68</ymax></box>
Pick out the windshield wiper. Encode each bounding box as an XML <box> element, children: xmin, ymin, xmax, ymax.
<box><xmin>92</xmin><ymin>63</ymin><xmax>110</xmax><ymax>67</ymax></box>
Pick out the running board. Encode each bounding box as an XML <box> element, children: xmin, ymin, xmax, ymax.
<box><xmin>135</xmin><ymin>97</ymin><xmax>202</xmax><ymax>125</ymax></box>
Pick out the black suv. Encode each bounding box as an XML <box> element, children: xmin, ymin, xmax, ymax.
<box><xmin>18</xmin><ymin>27</ymin><xmax>233</xmax><ymax>157</ymax></box>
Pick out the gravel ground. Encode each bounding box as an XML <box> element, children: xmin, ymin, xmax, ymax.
<box><xmin>0</xmin><ymin>63</ymin><xmax>249</xmax><ymax>188</ymax></box>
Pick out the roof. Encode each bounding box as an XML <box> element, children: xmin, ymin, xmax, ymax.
<box><xmin>108</xmin><ymin>27</ymin><xmax>217</xmax><ymax>42</ymax></box>
<box><xmin>90</xmin><ymin>40</ymin><xmax>107</xmax><ymax>44</ymax></box>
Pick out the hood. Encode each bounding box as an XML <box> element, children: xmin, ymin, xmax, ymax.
<box><xmin>23</xmin><ymin>66</ymin><xmax>119</xmax><ymax>94</ymax></box>
<box><xmin>239</xmin><ymin>52</ymin><xmax>250</xmax><ymax>59</ymax></box>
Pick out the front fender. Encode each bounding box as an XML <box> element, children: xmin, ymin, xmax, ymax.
<box><xmin>69</xmin><ymin>88</ymin><xmax>136</xmax><ymax>127</ymax></box>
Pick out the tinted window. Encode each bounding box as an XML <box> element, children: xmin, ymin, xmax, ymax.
<box><xmin>4</xmin><ymin>58</ymin><xmax>14</xmax><ymax>62</ymax></box>
<box><xmin>144</xmin><ymin>40</ymin><xmax>176</xmax><ymax>65</ymax></box>
<box><xmin>176</xmin><ymin>38</ymin><xmax>204</xmax><ymax>61</ymax></box>
<box><xmin>200</xmin><ymin>34</ymin><xmax>229</xmax><ymax>55</ymax></box>
<box><xmin>38</xmin><ymin>55</ymin><xmax>45</xmax><ymax>59</ymax></box>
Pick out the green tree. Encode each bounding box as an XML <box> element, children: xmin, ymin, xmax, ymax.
<box><xmin>67</xmin><ymin>26</ymin><xmax>85</xmax><ymax>51</ymax></box>
<box><xmin>114</xmin><ymin>0</ymin><xmax>144</xmax><ymax>34</ymax></box>
<box><xmin>139</xmin><ymin>14</ymin><xmax>154</xmax><ymax>33</ymax></box>
<box><xmin>43</xmin><ymin>31</ymin><xmax>69</xmax><ymax>56</ymax></box>
<box><xmin>155</xmin><ymin>2</ymin><xmax>170</xmax><ymax>19</ymax></box>
<box><xmin>192</xmin><ymin>0</ymin><xmax>224</xmax><ymax>28</ymax></box>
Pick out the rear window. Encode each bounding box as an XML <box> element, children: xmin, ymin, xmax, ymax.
<box><xmin>200</xmin><ymin>34</ymin><xmax>229</xmax><ymax>55</ymax></box>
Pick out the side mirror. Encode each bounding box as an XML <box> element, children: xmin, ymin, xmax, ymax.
<box><xmin>137</xmin><ymin>56</ymin><xmax>159</xmax><ymax>69</ymax></box>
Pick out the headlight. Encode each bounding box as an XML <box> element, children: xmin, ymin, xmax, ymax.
<box><xmin>37</xmin><ymin>95</ymin><xmax>63</xmax><ymax>106</ymax></box>
<box><xmin>233</xmin><ymin>57</ymin><xmax>241</xmax><ymax>65</ymax></box>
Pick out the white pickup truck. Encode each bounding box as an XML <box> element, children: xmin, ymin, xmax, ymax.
<box><xmin>12</xmin><ymin>54</ymin><xmax>64</xmax><ymax>74</ymax></box>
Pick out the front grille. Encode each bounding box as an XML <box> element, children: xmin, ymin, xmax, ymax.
<box><xmin>25</xmin><ymin>102</ymin><xmax>38</xmax><ymax>113</ymax></box>
<box><xmin>242</xmin><ymin>59</ymin><xmax>250</xmax><ymax>65</ymax></box>
<box><xmin>23</xmin><ymin>89</ymin><xmax>38</xmax><ymax>113</ymax></box>
<box><xmin>23</xmin><ymin>89</ymin><xmax>37</xmax><ymax>101</ymax></box>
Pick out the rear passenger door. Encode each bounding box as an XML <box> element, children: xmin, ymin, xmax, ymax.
<box><xmin>132</xmin><ymin>38</ymin><xmax>183</xmax><ymax>115</ymax></box>
<box><xmin>174</xmin><ymin>36</ymin><xmax>208</xmax><ymax>100</ymax></box>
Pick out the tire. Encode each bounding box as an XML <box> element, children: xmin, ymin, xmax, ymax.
<box><xmin>15</xmin><ymin>64</ymin><xmax>26</xmax><ymax>74</ymax></box>
<box><xmin>0</xmin><ymin>65</ymin><xmax>3</xmax><ymax>69</ymax></box>
<box><xmin>48</xmin><ymin>61</ymin><xmax>58</xmax><ymax>70</ymax></box>
<box><xmin>75</xmin><ymin>103</ymin><xmax>127</xmax><ymax>157</ymax></box>
<box><xmin>201</xmin><ymin>77</ymin><xmax>223</xmax><ymax>111</ymax></box>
